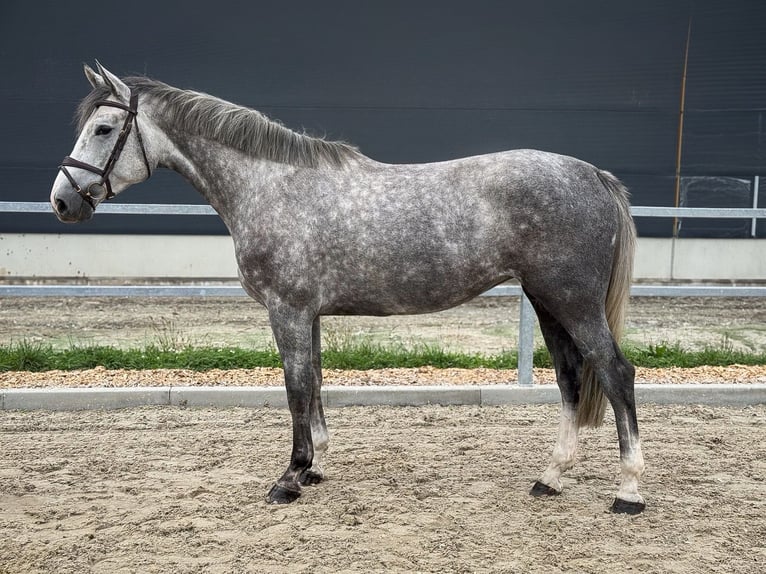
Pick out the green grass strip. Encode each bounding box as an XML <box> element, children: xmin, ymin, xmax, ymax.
<box><xmin>0</xmin><ymin>342</ymin><xmax>281</xmax><ymax>372</ymax></box>
<box><xmin>0</xmin><ymin>340</ymin><xmax>764</xmax><ymax>372</ymax></box>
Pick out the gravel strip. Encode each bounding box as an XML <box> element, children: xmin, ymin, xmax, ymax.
<box><xmin>1</xmin><ymin>364</ymin><xmax>765</xmax><ymax>389</ymax></box>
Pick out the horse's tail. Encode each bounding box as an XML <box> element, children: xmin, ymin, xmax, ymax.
<box><xmin>576</xmin><ymin>170</ymin><xmax>637</xmax><ymax>429</ymax></box>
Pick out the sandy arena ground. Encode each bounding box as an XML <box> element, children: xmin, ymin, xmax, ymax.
<box><xmin>1</xmin><ymin>403</ymin><xmax>764</xmax><ymax>573</ymax></box>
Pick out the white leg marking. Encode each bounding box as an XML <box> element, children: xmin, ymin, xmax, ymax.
<box><xmin>308</xmin><ymin>416</ymin><xmax>329</xmax><ymax>478</ymax></box>
<box><xmin>616</xmin><ymin>415</ymin><xmax>645</xmax><ymax>503</ymax></box>
<box><xmin>538</xmin><ymin>404</ymin><xmax>579</xmax><ymax>492</ymax></box>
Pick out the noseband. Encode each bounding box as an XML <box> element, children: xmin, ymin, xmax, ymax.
<box><xmin>59</xmin><ymin>90</ymin><xmax>151</xmax><ymax>209</ymax></box>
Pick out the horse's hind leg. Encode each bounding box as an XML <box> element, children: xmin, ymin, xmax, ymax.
<box><xmin>565</xmin><ymin>315</ymin><xmax>645</xmax><ymax>514</ymax></box>
<box><xmin>595</xmin><ymin>341</ymin><xmax>645</xmax><ymax>514</ymax></box>
<box><xmin>300</xmin><ymin>316</ymin><xmax>329</xmax><ymax>486</ymax></box>
<box><xmin>523</xmin><ymin>284</ymin><xmax>644</xmax><ymax>513</ymax></box>
<box><xmin>526</xmin><ymin>293</ymin><xmax>584</xmax><ymax>497</ymax></box>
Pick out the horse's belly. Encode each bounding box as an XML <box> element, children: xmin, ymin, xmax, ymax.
<box><xmin>319</xmin><ymin>271</ymin><xmax>513</xmax><ymax>316</ymax></box>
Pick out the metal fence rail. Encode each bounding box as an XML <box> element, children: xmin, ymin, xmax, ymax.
<box><xmin>3</xmin><ymin>283</ymin><xmax>766</xmax><ymax>298</ymax></box>
<box><xmin>2</xmin><ymin>201</ymin><xmax>765</xmax><ymax>386</ymax></box>
<box><xmin>0</xmin><ymin>201</ymin><xmax>216</xmax><ymax>215</ymax></box>
<box><xmin>4</xmin><ymin>201</ymin><xmax>766</xmax><ymax>218</ymax></box>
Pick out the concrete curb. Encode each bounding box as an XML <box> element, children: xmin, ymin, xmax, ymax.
<box><xmin>1</xmin><ymin>383</ymin><xmax>764</xmax><ymax>411</ymax></box>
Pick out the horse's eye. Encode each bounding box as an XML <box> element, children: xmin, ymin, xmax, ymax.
<box><xmin>95</xmin><ymin>125</ymin><xmax>113</xmax><ymax>136</ymax></box>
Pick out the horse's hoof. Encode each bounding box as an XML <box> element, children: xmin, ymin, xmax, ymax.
<box><xmin>611</xmin><ymin>498</ymin><xmax>646</xmax><ymax>515</ymax></box>
<box><xmin>299</xmin><ymin>468</ymin><xmax>324</xmax><ymax>486</ymax></box>
<box><xmin>530</xmin><ymin>481</ymin><xmax>561</xmax><ymax>497</ymax></box>
<box><xmin>266</xmin><ymin>483</ymin><xmax>301</xmax><ymax>504</ymax></box>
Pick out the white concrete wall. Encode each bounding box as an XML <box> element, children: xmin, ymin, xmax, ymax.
<box><xmin>671</xmin><ymin>239</ymin><xmax>766</xmax><ymax>281</ymax></box>
<box><xmin>0</xmin><ymin>234</ymin><xmax>238</xmax><ymax>279</ymax></box>
<box><xmin>634</xmin><ymin>238</ymin><xmax>766</xmax><ymax>281</ymax></box>
<box><xmin>1</xmin><ymin>233</ymin><xmax>765</xmax><ymax>282</ymax></box>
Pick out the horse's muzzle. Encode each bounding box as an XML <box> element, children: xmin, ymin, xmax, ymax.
<box><xmin>51</xmin><ymin>187</ymin><xmax>94</xmax><ymax>223</ymax></box>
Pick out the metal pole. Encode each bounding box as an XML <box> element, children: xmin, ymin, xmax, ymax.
<box><xmin>672</xmin><ymin>17</ymin><xmax>692</xmax><ymax>238</ymax></box>
<box><xmin>517</xmin><ymin>292</ymin><xmax>535</xmax><ymax>386</ymax></box>
<box><xmin>753</xmin><ymin>175</ymin><xmax>760</xmax><ymax>238</ymax></box>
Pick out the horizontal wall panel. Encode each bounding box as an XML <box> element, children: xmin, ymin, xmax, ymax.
<box><xmin>3</xmin><ymin>1</ymin><xmax>765</xmax><ymax>239</ymax></box>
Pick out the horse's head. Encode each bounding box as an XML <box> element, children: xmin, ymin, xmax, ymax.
<box><xmin>50</xmin><ymin>62</ymin><xmax>152</xmax><ymax>222</ymax></box>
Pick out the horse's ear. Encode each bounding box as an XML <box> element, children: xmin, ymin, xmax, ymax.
<box><xmin>84</xmin><ymin>64</ymin><xmax>106</xmax><ymax>90</ymax></box>
<box><xmin>94</xmin><ymin>60</ymin><xmax>131</xmax><ymax>101</ymax></box>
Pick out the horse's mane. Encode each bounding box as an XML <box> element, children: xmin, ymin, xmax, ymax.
<box><xmin>76</xmin><ymin>77</ymin><xmax>359</xmax><ymax>168</ymax></box>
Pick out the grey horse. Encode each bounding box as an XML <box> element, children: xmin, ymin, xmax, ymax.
<box><xmin>50</xmin><ymin>63</ymin><xmax>645</xmax><ymax>514</ymax></box>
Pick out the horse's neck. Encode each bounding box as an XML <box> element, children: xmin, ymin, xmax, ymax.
<box><xmin>157</xmin><ymin>124</ymin><xmax>368</xmax><ymax>232</ymax></box>
<box><xmin>161</xmin><ymin>132</ymin><xmax>267</xmax><ymax>227</ymax></box>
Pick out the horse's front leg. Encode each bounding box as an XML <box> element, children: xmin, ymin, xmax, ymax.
<box><xmin>299</xmin><ymin>316</ymin><xmax>329</xmax><ymax>486</ymax></box>
<box><xmin>266</xmin><ymin>305</ymin><xmax>315</xmax><ymax>504</ymax></box>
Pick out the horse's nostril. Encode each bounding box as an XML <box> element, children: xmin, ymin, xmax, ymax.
<box><xmin>55</xmin><ymin>198</ymin><xmax>68</xmax><ymax>215</ymax></box>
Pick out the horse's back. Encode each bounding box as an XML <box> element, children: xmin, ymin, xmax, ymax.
<box><xmin>362</xmin><ymin>148</ymin><xmax>619</xmax><ymax>250</ymax></box>
<box><xmin>368</xmin><ymin>148</ymin><xmax>611</xmax><ymax>214</ymax></box>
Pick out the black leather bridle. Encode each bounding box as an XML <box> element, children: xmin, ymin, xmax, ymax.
<box><xmin>59</xmin><ymin>90</ymin><xmax>151</xmax><ymax>209</ymax></box>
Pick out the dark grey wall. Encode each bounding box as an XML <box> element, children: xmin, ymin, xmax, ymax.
<box><xmin>1</xmin><ymin>0</ymin><xmax>764</xmax><ymax>237</ymax></box>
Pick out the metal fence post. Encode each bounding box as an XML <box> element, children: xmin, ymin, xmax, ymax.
<box><xmin>753</xmin><ymin>175</ymin><xmax>760</xmax><ymax>238</ymax></box>
<box><xmin>517</xmin><ymin>292</ymin><xmax>535</xmax><ymax>386</ymax></box>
